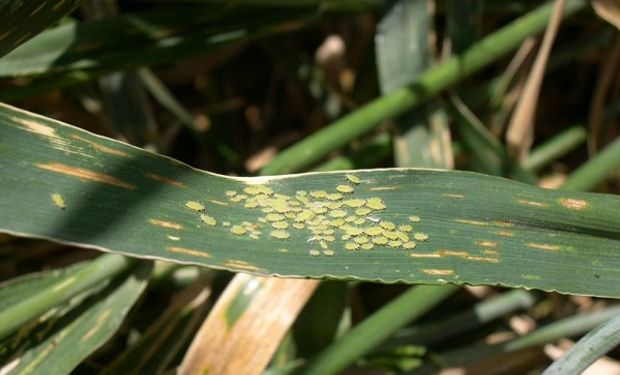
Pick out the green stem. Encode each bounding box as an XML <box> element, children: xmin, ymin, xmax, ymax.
<box><xmin>386</xmin><ymin>289</ymin><xmax>537</xmax><ymax>348</ymax></box>
<box><xmin>260</xmin><ymin>0</ymin><xmax>587</xmax><ymax>175</ymax></box>
<box><xmin>299</xmin><ymin>285</ymin><xmax>458</xmax><ymax>375</ymax></box>
<box><xmin>312</xmin><ymin>133</ymin><xmax>392</xmax><ymax>171</ymax></box>
<box><xmin>525</xmin><ymin>126</ymin><xmax>586</xmax><ymax>172</ymax></box>
<box><xmin>437</xmin><ymin>304</ymin><xmax>620</xmax><ymax>367</ymax></box>
<box><xmin>542</xmin><ymin>313</ymin><xmax>620</xmax><ymax>375</ymax></box>
<box><xmin>0</xmin><ymin>254</ymin><xmax>133</xmax><ymax>340</ymax></box>
<box><xmin>561</xmin><ymin>136</ymin><xmax>620</xmax><ymax>191</ymax></box>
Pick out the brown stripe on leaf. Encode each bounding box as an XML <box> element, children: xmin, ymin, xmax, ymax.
<box><xmin>145</xmin><ymin>172</ymin><xmax>186</xmax><ymax>188</ymax></box>
<box><xmin>150</xmin><ymin>219</ymin><xmax>183</xmax><ymax>230</ymax></box>
<box><xmin>223</xmin><ymin>260</ymin><xmax>264</xmax><ymax>273</ymax></box>
<box><xmin>71</xmin><ymin>135</ymin><xmax>130</xmax><ymax>158</ymax></box>
<box><xmin>37</xmin><ymin>162</ymin><xmax>135</xmax><ymax>189</ymax></box>
<box><xmin>517</xmin><ymin>199</ymin><xmax>548</xmax><ymax>207</ymax></box>
<box><xmin>422</xmin><ymin>269</ymin><xmax>454</xmax><ymax>276</ymax></box>
<box><xmin>82</xmin><ymin>309</ymin><xmax>112</xmax><ymax>341</ymax></box>
<box><xmin>559</xmin><ymin>198</ymin><xmax>588</xmax><ymax>210</ymax></box>
<box><xmin>527</xmin><ymin>242</ymin><xmax>561</xmax><ymax>251</ymax></box>
<box><xmin>167</xmin><ymin>247</ymin><xmax>211</xmax><ymax>258</ymax></box>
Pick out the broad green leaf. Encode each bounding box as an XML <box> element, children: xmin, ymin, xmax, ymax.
<box><xmin>0</xmin><ymin>0</ymin><xmax>84</xmax><ymax>58</ymax></box>
<box><xmin>0</xmin><ymin>103</ymin><xmax>620</xmax><ymax>297</ymax></box>
<box><xmin>1</xmin><ymin>262</ymin><xmax>151</xmax><ymax>375</ymax></box>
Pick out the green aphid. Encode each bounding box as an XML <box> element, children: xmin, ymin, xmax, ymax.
<box><xmin>346</xmin><ymin>174</ymin><xmax>361</xmax><ymax>184</ymax></box>
<box><xmin>336</xmin><ymin>185</ymin><xmax>354</xmax><ymax>194</ymax></box>
<box><xmin>51</xmin><ymin>193</ymin><xmax>66</xmax><ymax>210</ymax></box>
<box><xmin>270</xmin><ymin>230</ymin><xmax>290</xmax><ymax>240</ymax></box>
<box><xmin>200</xmin><ymin>214</ymin><xmax>217</xmax><ymax>226</ymax></box>
<box><xmin>185</xmin><ymin>201</ymin><xmax>205</xmax><ymax>212</ymax></box>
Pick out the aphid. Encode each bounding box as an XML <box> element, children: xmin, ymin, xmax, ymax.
<box><xmin>354</xmin><ymin>236</ymin><xmax>369</xmax><ymax>244</ymax></box>
<box><xmin>326</xmin><ymin>193</ymin><xmax>343</xmax><ymax>201</ymax></box>
<box><xmin>231</xmin><ymin>225</ymin><xmax>247</xmax><ymax>235</ymax></box>
<box><xmin>403</xmin><ymin>242</ymin><xmax>417</xmax><ymax>249</ymax></box>
<box><xmin>256</xmin><ymin>185</ymin><xmax>273</xmax><ymax>195</ymax></box>
<box><xmin>380</xmin><ymin>221</ymin><xmax>396</xmax><ymax>230</ymax></box>
<box><xmin>364</xmin><ymin>226</ymin><xmax>383</xmax><ymax>236</ymax></box>
<box><xmin>384</xmin><ymin>231</ymin><xmax>398</xmax><ymax>240</ymax></box>
<box><xmin>355</xmin><ymin>207</ymin><xmax>371</xmax><ymax>216</ymax></box>
<box><xmin>225</xmin><ymin>191</ymin><xmax>237</xmax><ymax>197</ymax></box>
<box><xmin>328</xmin><ymin>209</ymin><xmax>347</xmax><ymax>218</ymax></box>
<box><xmin>244</xmin><ymin>186</ymin><xmax>259</xmax><ymax>195</ymax></box>
<box><xmin>265</xmin><ymin>213</ymin><xmax>285</xmax><ymax>222</ymax></box>
<box><xmin>366</xmin><ymin>197</ymin><xmax>386</xmax><ymax>210</ymax></box>
<box><xmin>249</xmin><ymin>233</ymin><xmax>260</xmax><ymax>240</ymax></box>
<box><xmin>413</xmin><ymin>232</ymin><xmax>429</xmax><ymax>241</ymax></box>
<box><xmin>343</xmin><ymin>199</ymin><xmax>365</xmax><ymax>208</ymax></box>
<box><xmin>409</xmin><ymin>215</ymin><xmax>421</xmax><ymax>223</ymax></box>
<box><xmin>336</xmin><ymin>185</ymin><xmax>354</xmax><ymax>194</ymax></box>
<box><xmin>345</xmin><ymin>174</ymin><xmax>361</xmax><ymax>184</ymax></box>
<box><xmin>319</xmin><ymin>241</ymin><xmax>328</xmax><ymax>249</ymax></box>
<box><xmin>342</xmin><ymin>234</ymin><xmax>352</xmax><ymax>240</ymax></box>
<box><xmin>295</xmin><ymin>210</ymin><xmax>314</xmax><ymax>222</ymax></box>
<box><xmin>323</xmin><ymin>249</ymin><xmax>335</xmax><ymax>256</ymax></box>
<box><xmin>270</xmin><ymin>230</ymin><xmax>290</xmax><ymax>240</ymax></box>
<box><xmin>361</xmin><ymin>243</ymin><xmax>374</xmax><ymax>250</ymax></box>
<box><xmin>326</xmin><ymin>202</ymin><xmax>342</xmax><ymax>210</ymax></box>
<box><xmin>185</xmin><ymin>201</ymin><xmax>205</xmax><ymax>212</ymax></box>
<box><xmin>200</xmin><ymin>214</ymin><xmax>217</xmax><ymax>226</ymax></box>
<box><xmin>223</xmin><ymin>221</ymin><xmax>231</xmax><ymax>226</ymax></box>
<box><xmin>366</xmin><ymin>215</ymin><xmax>381</xmax><ymax>223</ymax></box>
<box><xmin>388</xmin><ymin>240</ymin><xmax>401</xmax><ymax>248</ymax></box>
<box><xmin>309</xmin><ymin>249</ymin><xmax>321</xmax><ymax>256</ymax></box>
<box><xmin>353</xmin><ymin>218</ymin><xmax>366</xmax><ymax>225</ymax></box>
<box><xmin>345</xmin><ymin>226</ymin><xmax>363</xmax><ymax>236</ymax></box>
<box><xmin>372</xmin><ymin>236</ymin><xmax>388</xmax><ymax>245</ymax></box>
<box><xmin>345</xmin><ymin>242</ymin><xmax>359</xmax><ymax>251</ymax></box>
<box><xmin>397</xmin><ymin>232</ymin><xmax>410</xmax><ymax>243</ymax></box>
<box><xmin>324</xmin><ymin>235</ymin><xmax>336</xmax><ymax>242</ymax></box>
<box><xmin>331</xmin><ymin>218</ymin><xmax>345</xmax><ymax>227</ymax></box>
<box><xmin>244</xmin><ymin>201</ymin><xmax>258</xmax><ymax>209</ymax></box>
<box><xmin>399</xmin><ymin>224</ymin><xmax>413</xmax><ymax>232</ymax></box>
<box><xmin>51</xmin><ymin>193</ymin><xmax>66</xmax><ymax>209</ymax></box>
<box><xmin>272</xmin><ymin>221</ymin><xmax>289</xmax><ymax>229</ymax></box>
<box><xmin>310</xmin><ymin>190</ymin><xmax>327</xmax><ymax>199</ymax></box>
<box><xmin>293</xmin><ymin>223</ymin><xmax>305</xmax><ymax>230</ymax></box>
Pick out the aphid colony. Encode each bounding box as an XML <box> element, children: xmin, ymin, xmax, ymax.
<box><xmin>184</xmin><ymin>174</ymin><xmax>428</xmax><ymax>257</ymax></box>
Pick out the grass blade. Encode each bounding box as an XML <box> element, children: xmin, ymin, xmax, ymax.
<box><xmin>1</xmin><ymin>104</ymin><xmax>620</xmax><ymax>297</ymax></box>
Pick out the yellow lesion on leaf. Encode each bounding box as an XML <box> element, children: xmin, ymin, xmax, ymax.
<box><xmin>475</xmin><ymin>240</ymin><xmax>499</xmax><ymax>248</ymax></box>
<box><xmin>443</xmin><ymin>193</ymin><xmax>465</xmax><ymax>199</ymax></box>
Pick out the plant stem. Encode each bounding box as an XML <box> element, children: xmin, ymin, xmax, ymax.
<box><xmin>299</xmin><ymin>285</ymin><xmax>458</xmax><ymax>375</ymax></box>
<box><xmin>260</xmin><ymin>0</ymin><xmax>587</xmax><ymax>175</ymax></box>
